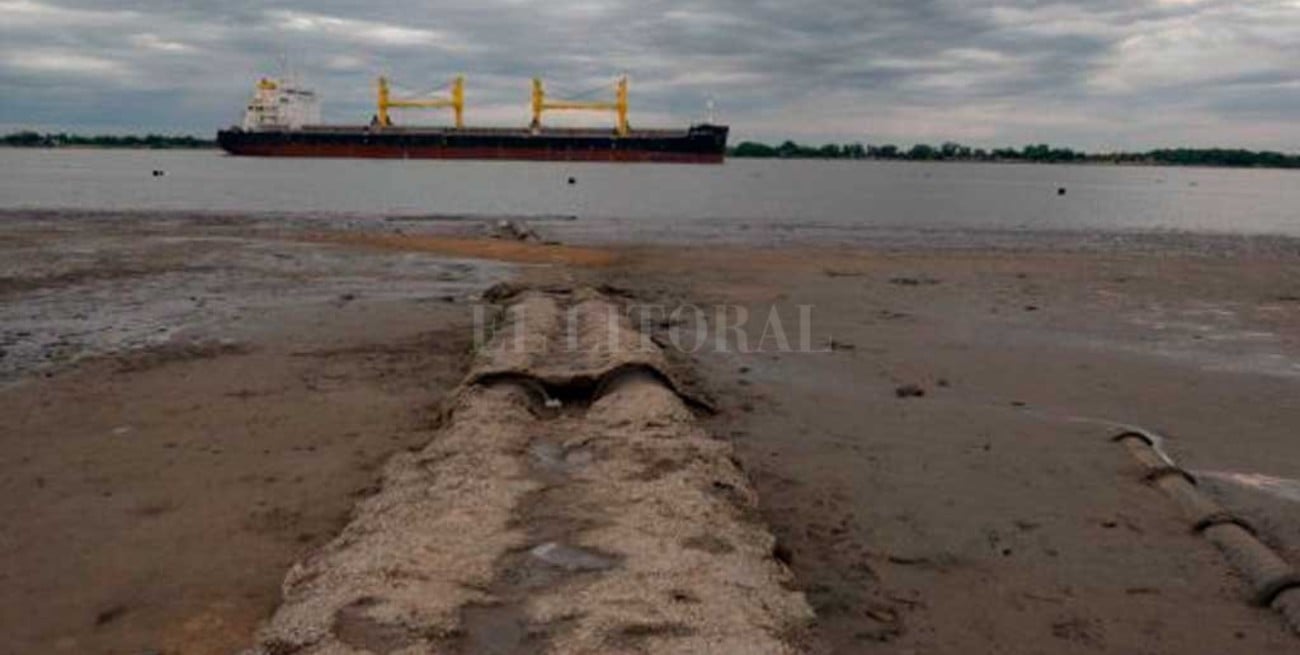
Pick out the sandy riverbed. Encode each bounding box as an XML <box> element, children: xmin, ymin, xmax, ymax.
<box><xmin>2</xmin><ymin>211</ymin><xmax>1299</xmax><ymax>653</ymax></box>
<box><xmin>578</xmin><ymin>244</ymin><xmax>1300</xmax><ymax>653</ymax></box>
<box><xmin>0</xmin><ymin>212</ymin><xmax>512</xmax><ymax>654</ymax></box>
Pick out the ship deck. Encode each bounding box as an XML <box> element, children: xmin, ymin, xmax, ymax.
<box><xmin>296</xmin><ymin>125</ymin><xmax>695</xmax><ymax>138</ymax></box>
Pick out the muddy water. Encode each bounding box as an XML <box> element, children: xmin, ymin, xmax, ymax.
<box><xmin>3</xmin><ymin>149</ymin><xmax>1299</xmax><ymax>242</ymax></box>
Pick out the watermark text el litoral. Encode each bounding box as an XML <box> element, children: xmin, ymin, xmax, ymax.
<box><xmin>474</xmin><ymin>303</ymin><xmax>832</xmax><ymax>354</ymax></box>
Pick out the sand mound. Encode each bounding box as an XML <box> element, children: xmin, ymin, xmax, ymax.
<box><xmin>245</xmin><ymin>288</ymin><xmax>811</xmax><ymax>654</ymax></box>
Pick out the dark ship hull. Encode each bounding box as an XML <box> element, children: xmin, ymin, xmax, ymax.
<box><xmin>217</xmin><ymin>124</ymin><xmax>728</xmax><ymax>163</ymax></box>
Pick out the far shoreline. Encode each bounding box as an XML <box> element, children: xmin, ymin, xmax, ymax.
<box><xmin>3</xmin><ymin>144</ymin><xmax>1300</xmax><ymax>172</ymax></box>
<box><xmin>3</xmin><ymin>130</ymin><xmax>1299</xmax><ymax>170</ymax></box>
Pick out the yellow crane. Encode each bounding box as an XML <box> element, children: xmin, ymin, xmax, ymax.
<box><xmin>376</xmin><ymin>75</ymin><xmax>464</xmax><ymax>128</ymax></box>
<box><xmin>531</xmin><ymin>76</ymin><xmax>629</xmax><ymax>136</ymax></box>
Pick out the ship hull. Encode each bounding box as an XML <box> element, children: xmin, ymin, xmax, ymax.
<box><xmin>217</xmin><ymin>125</ymin><xmax>728</xmax><ymax>163</ymax></box>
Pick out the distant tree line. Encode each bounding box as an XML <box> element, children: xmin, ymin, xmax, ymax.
<box><xmin>1</xmin><ymin>131</ymin><xmax>216</xmax><ymax>149</ymax></box>
<box><xmin>729</xmin><ymin>140</ymin><xmax>1300</xmax><ymax>169</ymax></box>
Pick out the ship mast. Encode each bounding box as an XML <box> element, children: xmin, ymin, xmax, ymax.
<box><xmin>531</xmin><ymin>76</ymin><xmax>629</xmax><ymax>136</ymax></box>
<box><xmin>376</xmin><ymin>76</ymin><xmax>465</xmax><ymax>128</ymax></box>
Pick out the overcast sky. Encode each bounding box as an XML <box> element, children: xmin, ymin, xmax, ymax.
<box><xmin>1</xmin><ymin>0</ymin><xmax>1297</xmax><ymax>149</ymax></box>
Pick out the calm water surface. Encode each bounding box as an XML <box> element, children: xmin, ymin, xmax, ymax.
<box><xmin>1</xmin><ymin>149</ymin><xmax>1297</xmax><ymax>243</ymax></box>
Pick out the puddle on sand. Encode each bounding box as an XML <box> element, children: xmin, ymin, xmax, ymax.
<box><xmin>449</xmin><ymin>542</ymin><xmax>616</xmax><ymax>653</ymax></box>
<box><xmin>529</xmin><ymin>542</ymin><xmax>618</xmax><ymax>572</ymax></box>
<box><xmin>527</xmin><ymin>442</ymin><xmax>593</xmax><ymax>475</ymax></box>
<box><xmin>458</xmin><ymin>604</ymin><xmax>534</xmax><ymax>655</ymax></box>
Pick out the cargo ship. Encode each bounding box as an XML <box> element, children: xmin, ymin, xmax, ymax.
<box><xmin>217</xmin><ymin>75</ymin><xmax>728</xmax><ymax>163</ymax></box>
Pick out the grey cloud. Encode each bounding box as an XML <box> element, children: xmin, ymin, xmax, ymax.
<box><xmin>0</xmin><ymin>0</ymin><xmax>1296</xmax><ymax>149</ymax></box>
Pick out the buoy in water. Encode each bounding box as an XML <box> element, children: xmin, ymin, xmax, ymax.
<box><xmin>567</xmin><ymin>176</ymin><xmax>576</xmax><ymax>185</ymax></box>
<box><xmin>1057</xmin><ymin>187</ymin><xmax>1066</xmax><ymax>195</ymax></box>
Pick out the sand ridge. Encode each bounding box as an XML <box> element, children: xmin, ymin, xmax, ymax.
<box><xmin>244</xmin><ymin>288</ymin><xmax>813</xmax><ymax>654</ymax></box>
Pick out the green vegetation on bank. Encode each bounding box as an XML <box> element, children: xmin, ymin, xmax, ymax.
<box><xmin>5</xmin><ymin>130</ymin><xmax>1297</xmax><ymax>168</ymax></box>
<box><xmin>729</xmin><ymin>140</ymin><xmax>1300</xmax><ymax>169</ymax></box>
<box><xmin>1</xmin><ymin>131</ymin><xmax>216</xmax><ymax>149</ymax></box>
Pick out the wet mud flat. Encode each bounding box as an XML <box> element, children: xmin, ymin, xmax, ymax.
<box><xmin>2</xmin><ymin>211</ymin><xmax>811</xmax><ymax>654</ymax></box>
<box><xmin>584</xmin><ymin>243</ymin><xmax>1300</xmax><ymax>653</ymax></box>
<box><xmin>6</xmin><ymin>208</ymin><xmax>1300</xmax><ymax>654</ymax></box>
<box><xmin>0</xmin><ymin>208</ymin><xmax>599</xmax><ymax>384</ymax></box>
<box><xmin>0</xmin><ymin>210</ymin><xmax>513</xmax><ymax>654</ymax></box>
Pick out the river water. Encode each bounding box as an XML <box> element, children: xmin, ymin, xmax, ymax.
<box><xmin>1</xmin><ymin>148</ymin><xmax>1297</xmax><ymax>244</ymax></box>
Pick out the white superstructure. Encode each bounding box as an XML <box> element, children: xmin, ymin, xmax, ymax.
<box><xmin>240</xmin><ymin>77</ymin><xmax>321</xmax><ymax>131</ymax></box>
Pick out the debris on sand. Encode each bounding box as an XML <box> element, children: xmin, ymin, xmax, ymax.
<box><xmin>245</xmin><ymin>288</ymin><xmax>813</xmax><ymax>654</ymax></box>
<box><xmin>488</xmin><ymin>219</ymin><xmax>541</xmax><ymax>242</ymax></box>
<box><xmin>895</xmin><ymin>384</ymin><xmax>926</xmax><ymax>399</ymax></box>
<box><xmin>888</xmin><ymin>276</ymin><xmax>940</xmax><ymax>287</ymax></box>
